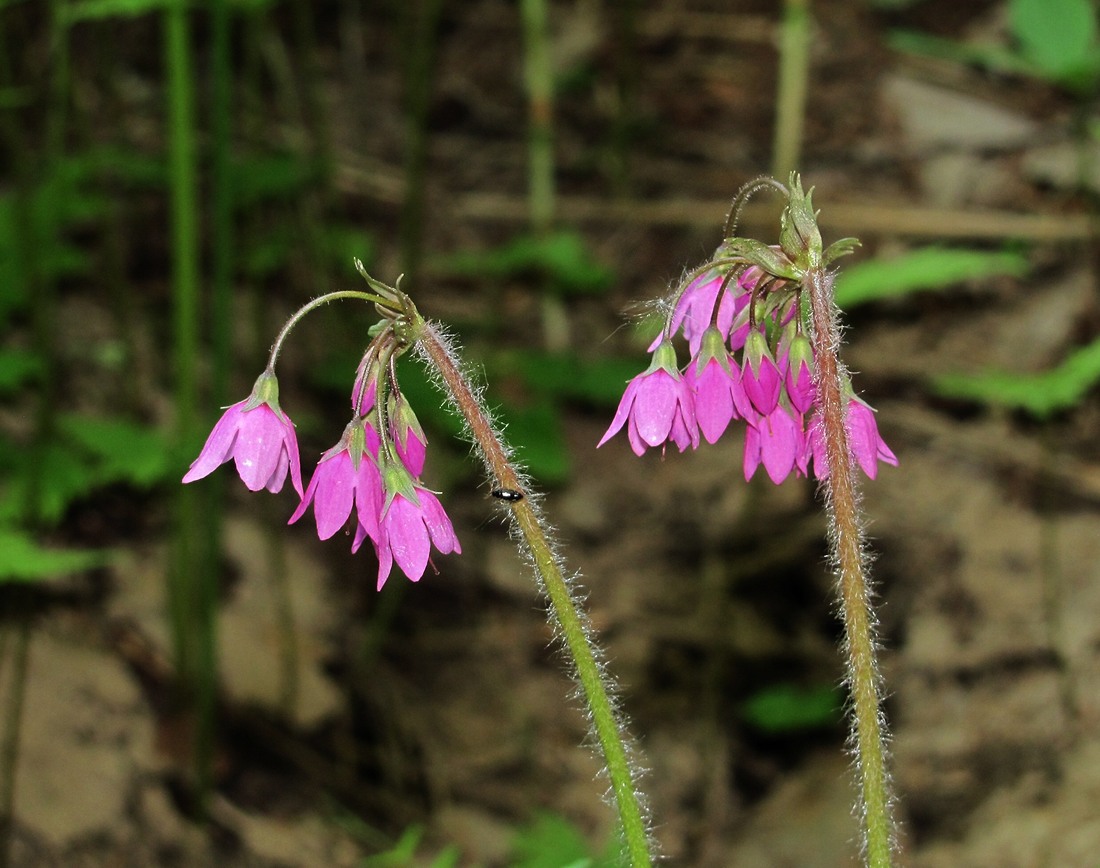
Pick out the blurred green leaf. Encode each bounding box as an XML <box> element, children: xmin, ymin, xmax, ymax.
<box><xmin>888</xmin><ymin>29</ymin><xmax>1034</xmax><ymax>76</ymax></box>
<box><xmin>0</xmin><ymin>444</ymin><xmax>99</xmax><ymax>525</ymax></box>
<box><xmin>741</xmin><ymin>684</ymin><xmax>843</xmax><ymax>733</ymax></box>
<box><xmin>441</xmin><ymin>231</ymin><xmax>614</xmax><ymax>296</ymax></box>
<box><xmin>493</xmin><ymin>399</ymin><xmax>570</xmax><ymax>484</ymax></box>
<box><xmin>0</xmin><ymin>416</ymin><xmax>173</xmax><ymax>525</ymax></box>
<box><xmin>512</xmin><ymin>350</ymin><xmax>645</xmax><ymax>407</ymax></box>
<box><xmin>314</xmin><ymin>224</ymin><xmax>375</xmax><ymax>271</ymax></box>
<box><xmin>933</xmin><ymin>336</ymin><xmax>1100</xmax><ymax>418</ymax></box>
<box><xmin>0</xmin><ymin>348</ymin><xmax>45</xmax><ymax>394</ymax></box>
<box><xmin>834</xmin><ymin>247</ymin><xmax>1029</xmax><ymax>308</ymax></box>
<box><xmin>62</xmin><ymin>0</ymin><xmax>177</xmax><ymax>24</ymax></box>
<box><xmin>230</xmin><ymin>153</ymin><xmax>318</xmax><ymax>210</ymax></box>
<box><xmin>1010</xmin><ymin>0</ymin><xmax>1099</xmax><ymax>84</ymax></box>
<box><xmin>511</xmin><ymin>813</ymin><xmax>624</xmax><ymax>868</ymax></box>
<box><xmin>0</xmin><ymin>527</ymin><xmax>108</xmax><ymax>582</ymax></box>
<box><xmin>59</xmin><ymin>414</ymin><xmax>175</xmax><ymax>488</ymax></box>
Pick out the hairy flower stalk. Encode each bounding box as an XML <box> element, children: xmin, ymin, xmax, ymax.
<box><xmin>806</xmin><ymin>265</ymin><xmax>893</xmax><ymax>867</ymax></box>
<box><xmin>415</xmin><ymin>321</ymin><xmax>654</xmax><ymax>867</ymax></box>
<box><xmin>183</xmin><ymin>267</ymin><xmax>652</xmax><ymax>865</ymax></box>
<box><xmin>601</xmin><ymin>174</ymin><xmax>895</xmax><ymax>865</ymax></box>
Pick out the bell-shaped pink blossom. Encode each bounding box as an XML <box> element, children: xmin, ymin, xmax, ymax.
<box><xmin>599</xmin><ymin>339</ymin><xmax>698</xmax><ymax>455</ymax></box>
<box><xmin>355</xmin><ymin>460</ymin><xmax>461</xmax><ymax>590</ymax></box>
<box><xmin>685</xmin><ymin>327</ymin><xmax>742</xmax><ymax>444</ymax></box>
<box><xmin>388</xmin><ymin>391</ymin><xmax>428</xmax><ymax>477</ymax></box>
<box><xmin>182</xmin><ymin>370</ymin><xmax>303</xmax><ymax>496</ymax></box>
<box><xmin>289</xmin><ymin>419</ymin><xmax>383</xmax><ymax>541</ymax></box>
<box><xmin>743</xmin><ymin>406</ymin><xmax>805</xmax><ymax>484</ymax></box>
<box><xmin>784</xmin><ymin>334</ymin><xmax>816</xmax><ymax>415</ymax></box>
<box><xmin>741</xmin><ymin>331</ymin><xmax>782</xmax><ymax>416</ymax></box>
<box><xmin>808</xmin><ymin>399</ymin><xmax>898</xmax><ymax>480</ymax></box>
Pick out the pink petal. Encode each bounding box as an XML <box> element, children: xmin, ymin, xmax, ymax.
<box><xmin>598</xmin><ymin>378</ymin><xmax>642</xmax><ymax>448</ymax></box>
<box><xmin>181</xmin><ymin>402</ymin><xmax>246</xmax><ymax>483</ymax></box>
<box><xmin>633</xmin><ymin>372</ymin><xmax>678</xmax><ymax>446</ymax></box>
<box><xmin>312</xmin><ymin>453</ymin><xmax>356</xmax><ymax>539</ymax></box>
<box><xmin>759</xmin><ymin>409</ymin><xmax>799</xmax><ymax>484</ymax></box>
<box><xmin>384</xmin><ymin>496</ymin><xmax>432</xmax><ymax>582</ymax></box>
<box><xmin>420</xmin><ymin>490</ymin><xmax>461</xmax><ymax>555</ymax></box>
<box><xmin>232</xmin><ymin>407</ymin><xmax>287</xmax><ymax>492</ymax></box>
<box><xmin>353</xmin><ymin>458</ymin><xmax>383</xmax><ymax>542</ymax></box>
<box><xmin>691</xmin><ymin>360</ymin><xmax>735</xmax><ymax>444</ymax></box>
<box><xmin>288</xmin><ymin>466</ymin><xmax>323</xmax><ymax>525</ymax></box>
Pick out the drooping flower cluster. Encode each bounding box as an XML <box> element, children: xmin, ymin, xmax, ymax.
<box><xmin>600</xmin><ymin>258</ymin><xmax>897</xmax><ymax>483</ymax></box>
<box><xmin>183</xmin><ymin>311</ymin><xmax>460</xmax><ymax>590</ymax></box>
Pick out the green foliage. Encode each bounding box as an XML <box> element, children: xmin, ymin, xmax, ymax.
<box><xmin>0</xmin><ymin>415</ymin><xmax>175</xmax><ymax>526</ymax></box>
<box><xmin>740</xmin><ymin>683</ymin><xmax>843</xmax><ymax>733</ymax></box>
<box><xmin>0</xmin><ymin>528</ymin><xmax>108</xmax><ymax>583</ymax></box>
<box><xmin>513</xmin><ymin>351</ymin><xmax>648</xmax><ymax>407</ymax></box>
<box><xmin>441</xmin><ymin>230</ymin><xmax>614</xmax><ymax>297</ymax></box>
<box><xmin>834</xmin><ymin>247</ymin><xmax>1029</xmax><ymax>308</ymax></box>
<box><xmin>934</xmin><ymin>336</ymin><xmax>1100</xmax><ymax>418</ymax></box>
<box><xmin>493</xmin><ymin>399</ymin><xmax>570</xmax><ymax>484</ymax></box>
<box><xmin>511</xmin><ymin>813</ymin><xmax>625</xmax><ymax>868</ymax></box>
<box><xmin>229</xmin><ymin>153</ymin><xmax>319</xmax><ymax>211</ymax></box>
<box><xmin>61</xmin><ymin>0</ymin><xmax>177</xmax><ymax>25</ymax></box>
<box><xmin>358</xmin><ymin>824</ymin><xmax>462</xmax><ymax>868</ymax></box>
<box><xmin>0</xmin><ymin>349</ymin><xmax>45</xmax><ymax>395</ymax></box>
<box><xmin>1010</xmin><ymin>0</ymin><xmax>1099</xmax><ymax>87</ymax></box>
<box><xmin>889</xmin><ymin>0</ymin><xmax>1100</xmax><ymax>92</ymax></box>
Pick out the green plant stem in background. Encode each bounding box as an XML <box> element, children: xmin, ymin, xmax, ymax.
<box><xmin>396</xmin><ymin>0</ymin><xmax>445</xmax><ymax>286</ymax></box>
<box><xmin>210</xmin><ymin>0</ymin><xmax>233</xmax><ymax>407</ymax></box>
<box><xmin>772</xmin><ymin>0</ymin><xmax>811</xmax><ymax>180</ymax></box>
<box><xmin>416</xmin><ymin>321</ymin><xmax>652</xmax><ymax>867</ymax></box>
<box><xmin>805</xmin><ymin>265</ymin><xmax>893</xmax><ymax>868</ymax></box>
<box><xmin>519</xmin><ymin>0</ymin><xmax>570</xmax><ymax>351</ymax></box>
<box><xmin>165</xmin><ymin>1</ymin><xmax>217</xmax><ymax>804</ymax></box>
<box><xmin>520</xmin><ymin>0</ymin><xmax>555</xmax><ymax>234</ymax></box>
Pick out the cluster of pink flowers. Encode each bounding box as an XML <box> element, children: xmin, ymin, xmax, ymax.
<box><xmin>183</xmin><ymin>365</ymin><xmax>460</xmax><ymax>590</ymax></box>
<box><xmin>599</xmin><ymin>265</ymin><xmax>896</xmax><ymax>483</ymax></box>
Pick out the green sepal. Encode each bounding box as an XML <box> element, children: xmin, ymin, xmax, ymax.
<box><xmin>779</xmin><ymin>173</ymin><xmax>823</xmax><ymax>272</ymax></box>
<box><xmin>823</xmin><ymin>237</ymin><xmax>861</xmax><ymax>267</ymax></box>
<box><xmin>380</xmin><ymin>452</ymin><xmax>421</xmax><ymax>514</ymax></box>
<box><xmin>719</xmin><ymin>238</ymin><xmax>802</xmax><ymax>282</ymax></box>
<box><xmin>694</xmin><ymin>326</ymin><xmax>734</xmax><ymax>376</ymax></box>
<box><xmin>243</xmin><ymin>369</ymin><xmax>287</xmax><ymax>420</ymax></box>
<box><xmin>648</xmin><ymin>338</ymin><xmax>682</xmax><ymax>377</ymax></box>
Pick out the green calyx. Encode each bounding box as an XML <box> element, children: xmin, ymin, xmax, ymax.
<box><xmin>648</xmin><ymin>338</ymin><xmax>682</xmax><ymax>376</ymax></box>
<box><xmin>245</xmin><ymin>369</ymin><xmax>286</xmax><ymax>419</ymax></box>
<box><xmin>696</xmin><ymin>326</ymin><xmax>733</xmax><ymax>375</ymax></box>
<box><xmin>380</xmin><ymin>453</ymin><xmax>421</xmax><ymax>513</ymax></box>
<box><xmin>779</xmin><ymin>172</ymin><xmax>823</xmax><ymax>273</ymax></box>
<box><xmin>720</xmin><ymin>238</ymin><xmax>802</xmax><ymax>282</ymax></box>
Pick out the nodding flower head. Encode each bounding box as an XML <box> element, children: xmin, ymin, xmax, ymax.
<box><xmin>356</xmin><ymin>457</ymin><xmax>461</xmax><ymax>591</ymax></box>
<box><xmin>599</xmin><ymin>338</ymin><xmax>698</xmax><ymax>456</ymax></box>
<box><xmin>182</xmin><ymin>370</ymin><xmax>304</xmax><ymax>496</ymax></box>
<box><xmin>600</xmin><ymin>177</ymin><xmax>894</xmax><ymax>483</ymax></box>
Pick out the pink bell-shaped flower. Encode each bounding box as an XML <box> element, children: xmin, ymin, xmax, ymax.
<box><xmin>808</xmin><ymin>398</ymin><xmax>897</xmax><ymax>480</ymax></box>
<box><xmin>182</xmin><ymin>370</ymin><xmax>304</xmax><ymax>496</ymax></box>
<box><xmin>289</xmin><ymin>419</ymin><xmax>384</xmax><ymax>541</ymax></box>
<box><xmin>599</xmin><ymin>338</ymin><xmax>698</xmax><ymax>456</ymax></box>
<box><xmin>358</xmin><ymin>459</ymin><xmax>461</xmax><ymax>590</ymax></box>
<box><xmin>743</xmin><ymin>406</ymin><xmax>804</xmax><ymax>484</ymax></box>
<box><xmin>685</xmin><ymin>327</ymin><xmax>742</xmax><ymax>445</ymax></box>
<box><xmin>741</xmin><ymin>331</ymin><xmax>782</xmax><ymax>416</ymax></box>
<box><xmin>784</xmin><ymin>334</ymin><xmax>816</xmax><ymax>415</ymax></box>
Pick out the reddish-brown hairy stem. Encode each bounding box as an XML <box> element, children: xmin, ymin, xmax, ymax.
<box><xmin>805</xmin><ymin>266</ymin><xmax>893</xmax><ymax>868</ymax></box>
<box><xmin>415</xmin><ymin>320</ymin><xmax>653</xmax><ymax>866</ymax></box>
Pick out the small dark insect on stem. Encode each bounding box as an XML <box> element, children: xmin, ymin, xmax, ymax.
<box><xmin>491</xmin><ymin>487</ymin><xmax>524</xmax><ymax>503</ymax></box>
